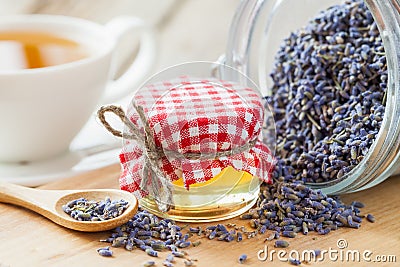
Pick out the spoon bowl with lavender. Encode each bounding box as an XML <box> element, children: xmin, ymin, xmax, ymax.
<box><xmin>0</xmin><ymin>181</ymin><xmax>138</xmax><ymax>232</ymax></box>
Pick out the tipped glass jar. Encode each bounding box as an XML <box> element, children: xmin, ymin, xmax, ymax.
<box><xmin>221</xmin><ymin>0</ymin><xmax>400</xmax><ymax>195</ymax></box>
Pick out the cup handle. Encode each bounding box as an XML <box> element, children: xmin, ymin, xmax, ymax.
<box><xmin>101</xmin><ymin>16</ymin><xmax>156</xmax><ymax>103</ymax></box>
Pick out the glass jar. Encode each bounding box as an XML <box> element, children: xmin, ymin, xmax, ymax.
<box><xmin>116</xmin><ymin>62</ymin><xmax>276</xmax><ymax>222</ymax></box>
<box><xmin>221</xmin><ymin>0</ymin><xmax>400</xmax><ymax>195</ymax></box>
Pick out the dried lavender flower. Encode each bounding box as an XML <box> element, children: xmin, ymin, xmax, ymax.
<box><xmin>63</xmin><ymin>197</ymin><xmax>129</xmax><ymax>221</ymax></box>
<box><xmin>163</xmin><ymin>261</ymin><xmax>174</xmax><ymax>267</ymax></box>
<box><xmin>166</xmin><ymin>254</ymin><xmax>175</xmax><ymax>263</ymax></box>
<box><xmin>143</xmin><ymin>261</ymin><xmax>156</xmax><ymax>267</ymax></box>
<box><xmin>351</xmin><ymin>201</ymin><xmax>365</xmax><ymax>208</ymax></box>
<box><xmin>240</xmin><ymin>181</ymin><xmax>366</xmax><ymax>238</ymax></box>
<box><xmin>238</xmin><ymin>254</ymin><xmax>247</xmax><ymax>264</ymax></box>
<box><xmin>97</xmin><ymin>209</ymin><xmax>187</xmax><ymax>259</ymax></box>
<box><xmin>97</xmin><ymin>246</ymin><xmax>113</xmax><ymax>257</ymax></box>
<box><xmin>172</xmin><ymin>251</ymin><xmax>186</xmax><ymax>258</ymax></box>
<box><xmin>268</xmin><ymin>0</ymin><xmax>387</xmax><ymax>184</ymax></box>
<box><xmin>274</xmin><ymin>240</ymin><xmax>290</xmax><ymax>248</ymax></box>
<box><xmin>145</xmin><ymin>248</ymin><xmax>158</xmax><ymax>257</ymax></box>
<box><xmin>184</xmin><ymin>259</ymin><xmax>195</xmax><ymax>266</ymax></box>
<box><xmin>192</xmin><ymin>240</ymin><xmax>201</xmax><ymax>247</ymax></box>
<box><xmin>289</xmin><ymin>258</ymin><xmax>301</xmax><ymax>266</ymax></box>
<box><xmin>237</xmin><ymin>232</ymin><xmax>243</xmax><ymax>242</ymax></box>
<box><xmin>366</xmin><ymin>214</ymin><xmax>376</xmax><ymax>223</ymax></box>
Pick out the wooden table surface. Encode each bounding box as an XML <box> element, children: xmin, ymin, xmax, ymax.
<box><xmin>0</xmin><ymin>1</ymin><xmax>399</xmax><ymax>266</ymax></box>
<box><xmin>0</xmin><ymin>164</ymin><xmax>399</xmax><ymax>267</ymax></box>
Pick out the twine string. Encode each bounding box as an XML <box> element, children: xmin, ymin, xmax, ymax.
<box><xmin>98</xmin><ymin>105</ymin><xmax>173</xmax><ymax>212</ymax></box>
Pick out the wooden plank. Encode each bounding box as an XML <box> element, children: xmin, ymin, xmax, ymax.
<box><xmin>0</xmin><ymin>164</ymin><xmax>399</xmax><ymax>267</ymax></box>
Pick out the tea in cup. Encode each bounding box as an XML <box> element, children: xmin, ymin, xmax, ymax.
<box><xmin>0</xmin><ymin>15</ymin><xmax>155</xmax><ymax>163</ymax></box>
<box><xmin>0</xmin><ymin>30</ymin><xmax>89</xmax><ymax>70</ymax></box>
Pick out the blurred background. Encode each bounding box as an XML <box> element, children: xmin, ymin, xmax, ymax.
<box><xmin>0</xmin><ymin>0</ymin><xmax>241</xmax><ymax>163</ymax></box>
<box><xmin>0</xmin><ymin>0</ymin><xmax>240</xmax><ymax>72</ymax></box>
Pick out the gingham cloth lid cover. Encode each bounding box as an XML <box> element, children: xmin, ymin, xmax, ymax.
<box><xmin>119</xmin><ymin>77</ymin><xmax>274</xmax><ymax>197</ymax></box>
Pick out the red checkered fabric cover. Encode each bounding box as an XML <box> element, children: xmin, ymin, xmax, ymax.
<box><xmin>119</xmin><ymin>76</ymin><xmax>275</xmax><ymax>198</ymax></box>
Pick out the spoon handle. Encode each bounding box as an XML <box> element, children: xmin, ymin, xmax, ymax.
<box><xmin>0</xmin><ymin>181</ymin><xmax>61</xmax><ymax>216</ymax></box>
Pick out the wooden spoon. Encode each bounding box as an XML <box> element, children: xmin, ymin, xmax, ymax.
<box><xmin>0</xmin><ymin>181</ymin><xmax>138</xmax><ymax>232</ymax></box>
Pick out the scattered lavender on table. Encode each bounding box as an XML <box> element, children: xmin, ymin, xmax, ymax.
<box><xmin>267</xmin><ymin>0</ymin><xmax>387</xmax><ymax>183</ymax></box>
<box><xmin>289</xmin><ymin>258</ymin><xmax>301</xmax><ymax>266</ymax></box>
<box><xmin>98</xmin><ymin>181</ymin><xmax>373</xmax><ymax>262</ymax></box>
<box><xmin>97</xmin><ymin>246</ymin><xmax>113</xmax><ymax>257</ymax></box>
<box><xmin>238</xmin><ymin>254</ymin><xmax>247</xmax><ymax>264</ymax></box>
<box><xmin>98</xmin><ymin>209</ymin><xmax>190</xmax><ymax>257</ymax></box>
<box><xmin>166</xmin><ymin>254</ymin><xmax>175</xmax><ymax>263</ymax></box>
<box><xmin>163</xmin><ymin>261</ymin><xmax>173</xmax><ymax>267</ymax></box>
<box><xmin>171</xmin><ymin>251</ymin><xmax>186</xmax><ymax>258</ymax></box>
<box><xmin>146</xmin><ymin>248</ymin><xmax>158</xmax><ymax>257</ymax></box>
<box><xmin>275</xmin><ymin>240</ymin><xmax>290</xmax><ymax>248</ymax></box>
<box><xmin>238</xmin><ymin>180</ymin><xmax>366</xmax><ymax>236</ymax></box>
<box><xmin>143</xmin><ymin>261</ymin><xmax>156</xmax><ymax>267</ymax></box>
<box><xmin>62</xmin><ymin>197</ymin><xmax>129</xmax><ymax>221</ymax></box>
<box><xmin>184</xmin><ymin>259</ymin><xmax>195</xmax><ymax>266</ymax></box>
<box><xmin>366</xmin><ymin>213</ymin><xmax>375</xmax><ymax>223</ymax></box>
<box><xmin>192</xmin><ymin>240</ymin><xmax>201</xmax><ymax>247</ymax></box>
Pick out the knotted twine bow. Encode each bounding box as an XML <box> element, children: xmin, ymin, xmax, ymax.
<box><xmin>98</xmin><ymin>104</ymin><xmax>258</xmax><ymax>212</ymax></box>
<box><xmin>98</xmin><ymin>105</ymin><xmax>173</xmax><ymax>212</ymax></box>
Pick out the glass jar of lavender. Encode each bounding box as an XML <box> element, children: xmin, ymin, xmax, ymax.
<box><xmin>221</xmin><ymin>0</ymin><xmax>399</xmax><ymax>195</ymax></box>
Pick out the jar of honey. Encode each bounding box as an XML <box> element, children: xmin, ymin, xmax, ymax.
<box><xmin>101</xmin><ymin>62</ymin><xmax>276</xmax><ymax>222</ymax></box>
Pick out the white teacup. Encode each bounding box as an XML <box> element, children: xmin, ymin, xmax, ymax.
<box><xmin>0</xmin><ymin>14</ymin><xmax>156</xmax><ymax>163</ymax></box>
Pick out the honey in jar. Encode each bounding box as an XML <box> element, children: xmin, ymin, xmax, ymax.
<box><xmin>117</xmin><ymin>75</ymin><xmax>275</xmax><ymax>222</ymax></box>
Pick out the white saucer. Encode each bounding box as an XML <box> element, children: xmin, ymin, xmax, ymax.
<box><xmin>0</xmin><ymin>95</ymin><xmax>132</xmax><ymax>187</ymax></box>
<box><xmin>0</xmin><ymin>144</ymin><xmax>121</xmax><ymax>187</ymax></box>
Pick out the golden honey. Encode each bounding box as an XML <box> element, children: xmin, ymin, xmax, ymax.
<box><xmin>139</xmin><ymin>166</ymin><xmax>261</xmax><ymax>222</ymax></box>
<box><xmin>0</xmin><ymin>31</ymin><xmax>88</xmax><ymax>70</ymax></box>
